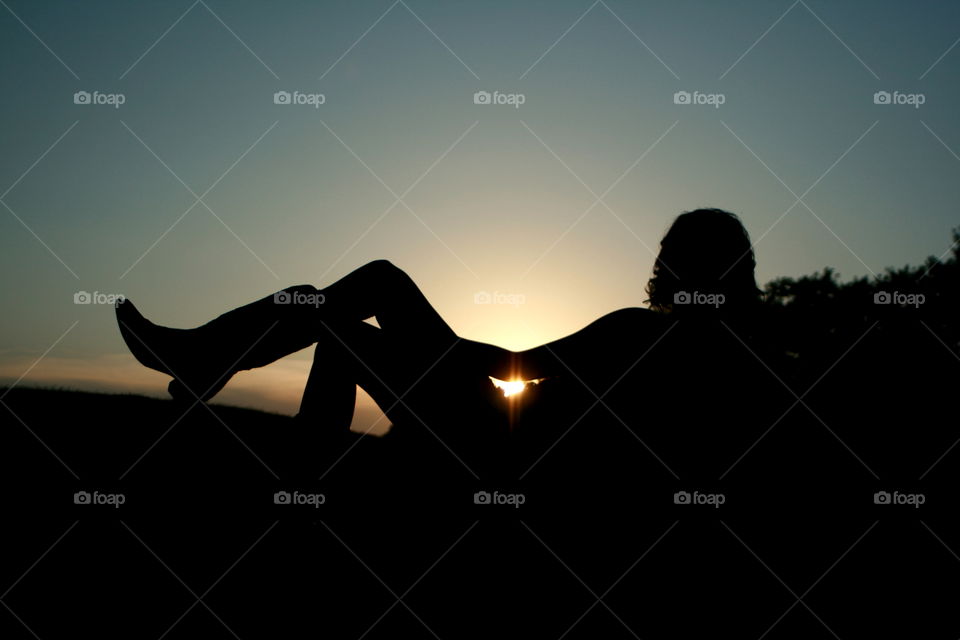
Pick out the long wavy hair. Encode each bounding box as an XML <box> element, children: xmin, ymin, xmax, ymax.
<box><xmin>645</xmin><ymin>208</ymin><xmax>763</xmax><ymax>312</ymax></box>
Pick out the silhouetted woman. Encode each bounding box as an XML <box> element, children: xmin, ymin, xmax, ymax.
<box><xmin>116</xmin><ymin>208</ymin><xmax>768</xmax><ymax>464</ymax></box>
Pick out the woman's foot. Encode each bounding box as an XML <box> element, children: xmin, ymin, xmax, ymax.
<box><xmin>116</xmin><ymin>299</ymin><xmax>233</xmax><ymax>401</ymax></box>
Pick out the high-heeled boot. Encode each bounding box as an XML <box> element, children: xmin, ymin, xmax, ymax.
<box><xmin>116</xmin><ymin>285</ymin><xmax>323</xmax><ymax>401</ymax></box>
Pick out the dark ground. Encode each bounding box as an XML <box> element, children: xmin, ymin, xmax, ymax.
<box><xmin>2</xmin><ymin>321</ymin><xmax>959</xmax><ymax>640</ymax></box>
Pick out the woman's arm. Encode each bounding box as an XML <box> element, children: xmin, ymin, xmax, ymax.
<box><xmin>461</xmin><ymin>308</ymin><xmax>661</xmax><ymax>382</ymax></box>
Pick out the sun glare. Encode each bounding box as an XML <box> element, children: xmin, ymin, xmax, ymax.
<box><xmin>490</xmin><ymin>377</ymin><xmax>543</xmax><ymax>398</ymax></box>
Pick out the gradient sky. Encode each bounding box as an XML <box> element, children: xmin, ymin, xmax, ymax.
<box><xmin>2</xmin><ymin>0</ymin><xmax>959</xmax><ymax>430</ymax></box>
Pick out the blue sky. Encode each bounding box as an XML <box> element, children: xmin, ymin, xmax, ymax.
<box><xmin>1</xmin><ymin>0</ymin><xmax>958</xmax><ymax>426</ymax></box>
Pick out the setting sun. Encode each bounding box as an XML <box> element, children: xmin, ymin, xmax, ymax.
<box><xmin>490</xmin><ymin>377</ymin><xmax>543</xmax><ymax>398</ymax></box>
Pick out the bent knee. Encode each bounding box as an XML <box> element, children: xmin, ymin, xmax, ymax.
<box><xmin>365</xmin><ymin>259</ymin><xmax>410</xmax><ymax>283</ymax></box>
<box><xmin>367</xmin><ymin>259</ymin><xmax>401</xmax><ymax>274</ymax></box>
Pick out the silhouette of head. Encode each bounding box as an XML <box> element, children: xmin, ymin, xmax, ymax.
<box><xmin>646</xmin><ymin>208</ymin><xmax>761</xmax><ymax>312</ymax></box>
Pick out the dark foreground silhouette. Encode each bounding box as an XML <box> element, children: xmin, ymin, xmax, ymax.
<box><xmin>1</xmin><ymin>363</ymin><xmax>958</xmax><ymax>637</ymax></box>
<box><xmin>3</xmin><ymin>211</ymin><xmax>959</xmax><ymax>637</ymax></box>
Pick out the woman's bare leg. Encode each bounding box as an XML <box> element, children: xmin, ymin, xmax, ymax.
<box><xmin>297</xmin><ymin>340</ymin><xmax>357</xmax><ymax>429</ymax></box>
<box><xmin>298</xmin><ymin>317</ymin><xmax>464</xmax><ymax>433</ymax></box>
<box><xmin>318</xmin><ymin>260</ymin><xmax>457</xmax><ymax>351</ymax></box>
